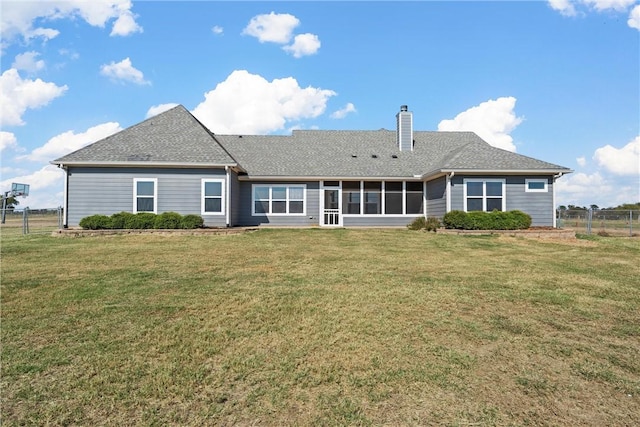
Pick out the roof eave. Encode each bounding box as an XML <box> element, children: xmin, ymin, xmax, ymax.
<box><xmin>51</xmin><ymin>160</ymin><xmax>241</xmax><ymax>170</ymax></box>
<box><xmin>417</xmin><ymin>168</ymin><xmax>573</xmax><ymax>179</ymax></box>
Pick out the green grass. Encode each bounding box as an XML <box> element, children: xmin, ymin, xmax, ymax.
<box><xmin>2</xmin><ymin>229</ymin><xmax>639</xmax><ymax>426</ymax></box>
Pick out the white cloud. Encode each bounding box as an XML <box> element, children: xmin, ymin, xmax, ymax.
<box><xmin>0</xmin><ymin>132</ymin><xmax>18</xmax><ymax>152</ymax></box>
<box><xmin>0</xmin><ymin>68</ymin><xmax>68</xmax><ymax>126</ymax></box>
<box><xmin>583</xmin><ymin>0</ymin><xmax>637</xmax><ymax>12</ymax></box>
<box><xmin>593</xmin><ymin>136</ymin><xmax>640</xmax><ymax>176</ymax></box>
<box><xmin>100</xmin><ymin>57</ymin><xmax>150</xmax><ymax>85</ymax></box>
<box><xmin>1</xmin><ymin>0</ymin><xmax>142</xmax><ymax>47</ymax></box>
<box><xmin>212</xmin><ymin>25</ymin><xmax>224</xmax><ymax>35</ymax></box>
<box><xmin>556</xmin><ymin>171</ymin><xmax>638</xmax><ymax>208</ymax></box>
<box><xmin>549</xmin><ymin>0</ymin><xmax>640</xmax><ymax>30</ymax></box>
<box><xmin>628</xmin><ymin>5</ymin><xmax>640</xmax><ymax>29</ymax></box>
<box><xmin>576</xmin><ymin>156</ymin><xmax>587</xmax><ymax>167</ymax></box>
<box><xmin>242</xmin><ymin>12</ymin><xmax>299</xmax><ymax>43</ymax></box>
<box><xmin>330</xmin><ymin>103</ymin><xmax>357</xmax><ymax>119</ymax></box>
<box><xmin>0</xmin><ymin>165</ymin><xmax>64</xmax><ymax>209</ymax></box>
<box><xmin>548</xmin><ymin>0</ymin><xmax>578</xmax><ymax>16</ymax></box>
<box><xmin>21</xmin><ymin>122</ymin><xmax>122</xmax><ymax>162</ymax></box>
<box><xmin>12</xmin><ymin>51</ymin><xmax>45</xmax><ymax>73</ymax></box>
<box><xmin>192</xmin><ymin>70</ymin><xmax>336</xmax><ymax>134</ymax></box>
<box><xmin>437</xmin><ymin>97</ymin><xmax>523</xmax><ymax>152</ymax></box>
<box><xmin>283</xmin><ymin>33</ymin><xmax>321</xmax><ymax>58</ymax></box>
<box><xmin>110</xmin><ymin>9</ymin><xmax>143</xmax><ymax>36</ymax></box>
<box><xmin>146</xmin><ymin>103</ymin><xmax>179</xmax><ymax>118</ymax></box>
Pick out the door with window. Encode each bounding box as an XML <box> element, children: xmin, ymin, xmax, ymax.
<box><xmin>321</xmin><ymin>182</ymin><xmax>341</xmax><ymax>226</ymax></box>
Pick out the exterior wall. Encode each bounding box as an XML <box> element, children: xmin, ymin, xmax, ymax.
<box><xmin>235</xmin><ymin>181</ymin><xmax>320</xmax><ymax>226</ymax></box>
<box><xmin>229</xmin><ymin>170</ymin><xmax>241</xmax><ymax>227</ymax></box>
<box><xmin>342</xmin><ymin>216</ymin><xmax>420</xmax><ymax>227</ymax></box>
<box><xmin>449</xmin><ymin>175</ymin><xmax>555</xmax><ymax>226</ymax></box>
<box><xmin>426</xmin><ymin>176</ymin><xmax>447</xmax><ymax>218</ymax></box>
<box><xmin>66</xmin><ymin>167</ymin><xmax>227</xmax><ymax>227</ymax></box>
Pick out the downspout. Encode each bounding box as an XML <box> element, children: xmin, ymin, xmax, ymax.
<box><xmin>225</xmin><ymin>166</ymin><xmax>231</xmax><ymax>227</ymax></box>
<box><xmin>552</xmin><ymin>172</ymin><xmax>564</xmax><ymax>228</ymax></box>
<box><xmin>446</xmin><ymin>172</ymin><xmax>454</xmax><ymax>213</ymax></box>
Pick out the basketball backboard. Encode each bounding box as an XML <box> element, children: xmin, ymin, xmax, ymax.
<box><xmin>11</xmin><ymin>183</ymin><xmax>29</xmax><ymax>197</ymax></box>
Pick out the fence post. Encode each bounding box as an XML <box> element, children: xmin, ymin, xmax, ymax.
<box><xmin>587</xmin><ymin>208</ymin><xmax>592</xmax><ymax>235</ymax></box>
<box><xmin>630</xmin><ymin>210</ymin><xmax>633</xmax><ymax>237</ymax></box>
<box><xmin>22</xmin><ymin>208</ymin><xmax>29</xmax><ymax>235</ymax></box>
<box><xmin>58</xmin><ymin>206</ymin><xmax>63</xmax><ymax>229</ymax></box>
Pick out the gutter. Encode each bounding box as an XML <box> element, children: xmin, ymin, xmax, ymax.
<box><xmin>446</xmin><ymin>172</ymin><xmax>454</xmax><ymax>213</ymax></box>
<box><xmin>552</xmin><ymin>172</ymin><xmax>565</xmax><ymax>228</ymax></box>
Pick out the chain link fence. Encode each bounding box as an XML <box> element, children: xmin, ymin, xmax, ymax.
<box><xmin>557</xmin><ymin>209</ymin><xmax>639</xmax><ymax>237</ymax></box>
<box><xmin>0</xmin><ymin>207</ymin><xmax>63</xmax><ymax>236</ymax></box>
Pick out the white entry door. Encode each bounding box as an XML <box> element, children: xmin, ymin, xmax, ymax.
<box><xmin>321</xmin><ymin>186</ymin><xmax>341</xmax><ymax>226</ymax></box>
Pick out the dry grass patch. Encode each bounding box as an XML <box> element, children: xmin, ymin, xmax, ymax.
<box><xmin>2</xmin><ymin>229</ymin><xmax>639</xmax><ymax>426</ymax></box>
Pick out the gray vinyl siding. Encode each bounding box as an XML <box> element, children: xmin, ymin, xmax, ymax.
<box><xmin>426</xmin><ymin>176</ymin><xmax>446</xmax><ymax>218</ymax></box>
<box><xmin>229</xmin><ymin>170</ymin><xmax>241</xmax><ymax>227</ymax></box>
<box><xmin>66</xmin><ymin>167</ymin><xmax>227</xmax><ymax>227</ymax></box>
<box><xmin>342</xmin><ymin>216</ymin><xmax>420</xmax><ymax>227</ymax></box>
<box><xmin>449</xmin><ymin>175</ymin><xmax>555</xmax><ymax>227</ymax></box>
<box><xmin>235</xmin><ymin>181</ymin><xmax>320</xmax><ymax>226</ymax></box>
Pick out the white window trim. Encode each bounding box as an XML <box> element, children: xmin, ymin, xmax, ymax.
<box><xmin>463</xmin><ymin>178</ymin><xmax>506</xmax><ymax>212</ymax></box>
<box><xmin>201</xmin><ymin>178</ymin><xmax>225</xmax><ymax>215</ymax></box>
<box><xmin>251</xmin><ymin>184</ymin><xmax>307</xmax><ymax>216</ymax></box>
<box><xmin>133</xmin><ymin>178</ymin><xmax>158</xmax><ymax>214</ymax></box>
<box><xmin>525</xmin><ymin>178</ymin><xmax>548</xmax><ymax>193</ymax></box>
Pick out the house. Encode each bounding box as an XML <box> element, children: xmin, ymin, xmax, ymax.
<box><xmin>52</xmin><ymin>105</ymin><xmax>572</xmax><ymax>228</ymax></box>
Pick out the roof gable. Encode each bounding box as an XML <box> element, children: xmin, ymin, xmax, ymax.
<box><xmin>53</xmin><ymin>105</ymin><xmax>237</xmax><ymax>166</ymax></box>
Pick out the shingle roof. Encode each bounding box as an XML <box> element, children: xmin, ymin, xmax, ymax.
<box><xmin>52</xmin><ymin>105</ymin><xmax>237</xmax><ymax>166</ymax></box>
<box><xmin>218</xmin><ymin>130</ymin><xmax>570</xmax><ymax>178</ymax></box>
<box><xmin>52</xmin><ymin>104</ymin><xmax>571</xmax><ymax>177</ymax></box>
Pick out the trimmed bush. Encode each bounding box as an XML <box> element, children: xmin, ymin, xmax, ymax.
<box><xmin>181</xmin><ymin>214</ymin><xmax>204</xmax><ymax>229</ymax></box>
<box><xmin>128</xmin><ymin>212</ymin><xmax>157</xmax><ymax>229</ymax></box>
<box><xmin>442</xmin><ymin>210</ymin><xmax>468</xmax><ymax>229</ymax></box>
<box><xmin>79</xmin><ymin>214</ymin><xmax>112</xmax><ymax>230</ymax></box>
<box><xmin>154</xmin><ymin>212</ymin><xmax>183</xmax><ymax>229</ymax></box>
<box><xmin>110</xmin><ymin>211</ymin><xmax>135</xmax><ymax>229</ymax></box>
<box><xmin>442</xmin><ymin>210</ymin><xmax>532</xmax><ymax>230</ymax></box>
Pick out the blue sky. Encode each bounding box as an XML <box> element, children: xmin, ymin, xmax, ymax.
<box><xmin>1</xmin><ymin>0</ymin><xmax>638</xmax><ymax>209</ymax></box>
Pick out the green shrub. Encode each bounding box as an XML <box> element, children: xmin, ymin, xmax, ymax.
<box><xmin>407</xmin><ymin>216</ymin><xmax>427</xmax><ymax>230</ymax></box>
<box><xmin>509</xmin><ymin>210</ymin><xmax>532</xmax><ymax>229</ymax></box>
<box><xmin>154</xmin><ymin>211</ymin><xmax>183</xmax><ymax>229</ymax></box>
<box><xmin>180</xmin><ymin>214</ymin><xmax>204</xmax><ymax>229</ymax></box>
<box><xmin>110</xmin><ymin>211</ymin><xmax>135</xmax><ymax>229</ymax></box>
<box><xmin>79</xmin><ymin>214</ymin><xmax>112</xmax><ymax>230</ymax></box>
<box><xmin>442</xmin><ymin>210</ymin><xmax>532</xmax><ymax>230</ymax></box>
<box><xmin>442</xmin><ymin>210</ymin><xmax>468</xmax><ymax>229</ymax></box>
<box><xmin>407</xmin><ymin>216</ymin><xmax>441</xmax><ymax>232</ymax></box>
<box><xmin>128</xmin><ymin>212</ymin><xmax>157</xmax><ymax>229</ymax></box>
<box><xmin>425</xmin><ymin>217</ymin><xmax>441</xmax><ymax>232</ymax></box>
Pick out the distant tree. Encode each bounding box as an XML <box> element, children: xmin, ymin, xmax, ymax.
<box><xmin>558</xmin><ymin>205</ymin><xmax>567</xmax><ymax>211</ymax></box>
<box><xmin>1</xmin><ymin>195</ymin><xmax>19</xmax><ymax>210</ymax></box>
<box><xmin>613</xmin><ymin>202</ymin><xmax>640</xmax><ymax>210</ymax></box>
<box><xmin>590</xmin><ymin>204</ymin><xmax>599</xmax><ymax>210</ymax></box>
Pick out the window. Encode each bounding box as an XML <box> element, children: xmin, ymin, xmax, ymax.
<box><xmin>384</xmin><ymin>182</ymin><xmax>403</xmax><ymax>214</ymax></box>
<box><xmin>525</xmin><ymin>179</ymin><xmax>548</xmax><ymax>192</ymax></box>
<box><xmin>134</xmin><ymin>178</ymin><xmax>157</xmax><ymax>213</ymax></box>
<box><xmin>252</xmin><ymin>185</ymin><xmax>306</xmax><ymax>215</ymax></box>
<box><xmin>364</xmin><ymin>181</ymin><xmax>381</xmax><ymax>214</ymax></box>
<box><xmin>464</xmin><ymin>179</ymin><xmax>505</xmax><ymax>212</ymax></box>
<box><xmin>406</xmin><ymin>182</ymin><xmax>424</xmax><ymax>214</ymax></box>
<box><xmin>202</xmin><ymin>179</ymin><xmax>224</xmax><ymax>214</ymax></box>
<box><xmin>342</xmin><ymin>181</ymin><xmax>361</xmax><ymax>214</ymax></box>
<box><xmin>342</xmin><ymin>181</ymin><xmax>424</xmax><ymax>215</ymax></box>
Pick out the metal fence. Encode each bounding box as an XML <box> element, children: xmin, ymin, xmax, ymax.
<box><xmin>557</xmin><ymin>209</ymin><xmax>639</xmax><ymax>236</ymax></box>
<box><xmin>0</xmin><ymin>207</ymin><xmax>63</xmax><ymax>236</ymax></box>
